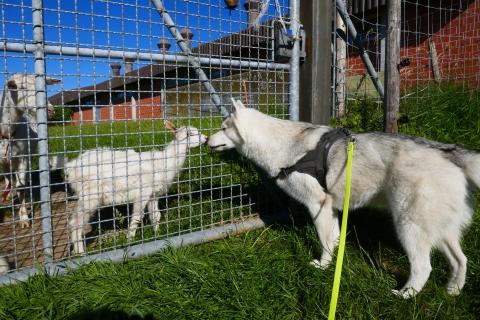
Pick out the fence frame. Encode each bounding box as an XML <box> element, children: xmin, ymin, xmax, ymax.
<box><xmin>0</xmin><ymin>0</ymin><xmax>299</xmax><ymax>284</ymax></box>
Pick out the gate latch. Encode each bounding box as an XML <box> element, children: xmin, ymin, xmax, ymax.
<box><xmin>272</xmin><ymin>19</ymin><xmax>306</xmax><ymax>62</ymax></box>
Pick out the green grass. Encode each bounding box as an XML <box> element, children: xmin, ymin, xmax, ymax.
<box><xmin>1</xmin><ymin>84</ymin><xmax>480</xmax><ymax>319</ymax></box>
<box><xmin>0</xmin><ymin>216</ymin><xmax>479</xmax><ymax>319</ymax></box>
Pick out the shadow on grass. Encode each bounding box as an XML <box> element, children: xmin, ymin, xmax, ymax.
<box><xmin>69</xmin><ymin>308</ymin><xmax>154</xmax><ymax>320</ymax></box>
<box><xmin>83</xmin><ymin>175</ymin><xmax>290</xmax><ymax>245</ymax></box>
<box><xmin>261</xmin><ymin>189</ymin><xmax>409</xmax><ymax>287</ymax></box>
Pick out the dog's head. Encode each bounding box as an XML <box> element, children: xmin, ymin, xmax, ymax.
<box><xmin>207</xmin><ymin>99</ymin><xmax>247</xmax><ymax>152</ymax></box>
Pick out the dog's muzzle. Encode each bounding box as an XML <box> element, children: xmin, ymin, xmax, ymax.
<box><xmin>208</xmin><ymin>144</ymin><xmax>227</xmax><ymax>150</ymax></box>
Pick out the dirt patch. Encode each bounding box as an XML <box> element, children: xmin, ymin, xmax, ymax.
<box><xmin>0</xmin><ymin>191</ymin><xmax>75</xmax><ymax>270</ymax></box>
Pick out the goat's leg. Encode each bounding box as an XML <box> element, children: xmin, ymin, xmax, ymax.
<box><xmin>0</xmin><ymin>256</ymin><xmax>8</xmax><ymax>274</ymax></box>
<box><xmin>148</xmin><ymin>197</ymin><xmax>162</xmax><ymax>233</ymax></box>
<box><xmin>15</xmin><ymin>160</ymin><xmax>30</xmax><ymax>228</ymax></box>
<box><xmin>127</xmin><ymin>198</ymin><xmax>149</xmax><ymax>240</ymax></box>
<box><xmin>2</xmin><ymin>159</ymin><xmax>15</xmax><ymax>202</ymax></box>
<box><xmin>2</xmin><ymin>161</ymin><xmax>11</xmax><ymax>200</ymax></box>
<box><xmin>70</xmin><ymin>197</ymin><xmax>97</xmax><ymax>254</ymax></box>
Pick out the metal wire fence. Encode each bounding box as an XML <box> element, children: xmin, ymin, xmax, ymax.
<box><xmin>0</xmin><ymin>0</ymin><xmax>295</xmax><ymax>282</ymax></box>
<box><xmin>333</xmin><ymin>0</ymin><xmax>480</xmax><ymax>120</ymax></box>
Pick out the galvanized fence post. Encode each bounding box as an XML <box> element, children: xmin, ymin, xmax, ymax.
<box><xmin>289</xmin><ymin>0</ymin><xmax>300</xmax><ymax>121</ymax></box>
<box><xmin>32</xmin><ymin>0</ymin><xmax>53</xmax><ymax>263</ymax></box>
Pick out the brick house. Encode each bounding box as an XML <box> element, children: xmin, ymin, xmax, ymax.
<box><xmin>49</xmin><ymin>4</ymin><xmax>272</xmax><ymax>124</ymax></box>
<box><xmin>345</xmin><ymin>0</ymin><xmax>479</xmax><ymax>88</ymax></box>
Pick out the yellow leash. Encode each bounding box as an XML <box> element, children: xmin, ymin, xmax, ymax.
<box><xmin>328</xmin><ymin>140</ymin><xmax>355</xmax><ymax>320</ymax></box>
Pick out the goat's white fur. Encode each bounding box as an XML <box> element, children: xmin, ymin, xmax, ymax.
<box><xmin>65</xmin><ymin>123</ymin><xmax>207</xmax><ymax>254</ymax></box>
<box><xmin>0</xmin><ymin>256</ymin><xmax>8</xmax><ymax>275</ymax></box>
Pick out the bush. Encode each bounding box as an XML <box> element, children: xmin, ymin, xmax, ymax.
<box><xmin>49</xmin><ymin>105</ymin><xmax>74</xmax><ymax>123</ymax></box>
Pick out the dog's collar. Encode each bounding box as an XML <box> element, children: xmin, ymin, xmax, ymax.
<box><xmin>276</xmin><ymin>128</ymin><xmax>352</xmax><ymax>191</ymax></box>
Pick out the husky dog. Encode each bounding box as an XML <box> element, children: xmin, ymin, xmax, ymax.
<box><xmin>207</xmin><ymin>99</ymin><xmax>480</xmax><ymax>298</ymax></box>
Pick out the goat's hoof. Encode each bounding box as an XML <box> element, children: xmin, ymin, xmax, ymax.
<box><xmin>19</xmin><ymin>220</ymin><xmax>30</xmax><ymax>229</ymax></box>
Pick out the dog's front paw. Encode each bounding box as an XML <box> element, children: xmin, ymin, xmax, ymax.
<box><xmin>310</xmin><ymin>259</ymin><xmax>330</xmax><ymax>270</ymax></box>
<box><xmin>392</xmin><ymin>288</ymin><xmax>418</xmax><ymax>299</ymax></box>
<box><xmin>446</xmin><ymin>285</ymin><xmax>461</xmax><ymax>296</ymax></box>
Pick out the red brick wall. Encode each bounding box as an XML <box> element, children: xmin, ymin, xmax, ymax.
<box><xmin>346</xmin><ymin>1</ymin><xmax>480</xmax><ymax>88</ymax></box>
<box><xmin>71</xmin><ymin>95</ymin><xmax>162</xmax><ymax>124</ymax></box>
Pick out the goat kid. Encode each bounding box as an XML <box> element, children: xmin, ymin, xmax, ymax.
<box><xmin>66</xmin><ymin>121</ymin><xmax>207</xmax><ymax>254</ymax></box>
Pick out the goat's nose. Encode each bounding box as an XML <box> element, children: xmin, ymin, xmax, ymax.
<box><xmin>205</xmin><ymin>136</ymin><xmax>209</xmax><ymax>144</ymax></box>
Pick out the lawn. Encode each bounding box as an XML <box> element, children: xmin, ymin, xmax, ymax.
<box><xmin>0</xmin><ymin>85</ymin><xmax>480</xmax><ymax>319</ymax></box>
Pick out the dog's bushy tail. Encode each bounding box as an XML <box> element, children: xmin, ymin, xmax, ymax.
<box><xmin>461</xmin><ymin>151</ymin><xmax>480</xmax><ymax>188</ymax></box>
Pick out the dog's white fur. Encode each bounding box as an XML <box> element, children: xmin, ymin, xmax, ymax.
<box><xmin>207</xmin><ymin>99</ymin><xmax>480</xmax><ymax>298</ymax></box>
<box><xmin>0</xmin><ymin>74</ymin><xmax>60</xmax><ymax>228</ymax></box>
<box><xmin>65</xmin><ymin>122</ymin><xmax>207</xmax><ymax>254</ymax></box>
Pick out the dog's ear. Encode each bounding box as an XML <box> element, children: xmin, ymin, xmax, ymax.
<box><xmin>46</xmin><ymin>77</ymin><xmax>62</xmax><ymax>85</ymax></box>
<box><xmin>164</xmin><ymin>120</ymin><xmax>177</xmax><ymax>133</ymax></box>
<box><xmin>7</xmin><ymin>79</ymin><xmax>17</xmax><ymax>89</ymax></box>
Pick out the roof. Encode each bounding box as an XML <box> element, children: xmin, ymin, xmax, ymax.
<box><xmin>49</xmin><ymin>23</ymin><xmax>271</xmax><ymax>106</ymax></box>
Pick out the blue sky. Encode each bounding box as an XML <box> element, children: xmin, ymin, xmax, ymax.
<box><xmin>1</xmin><ymin>0</ymin><xmax>288</xmax><ymax>92</ymax></box>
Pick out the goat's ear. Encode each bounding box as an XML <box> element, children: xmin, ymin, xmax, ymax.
<box><xmin>7</xmin><ymin>79</ymin><xmax>17</xmax><ymax>89</ymax></box>
<box><xmin>230</xmin><ymin>98</ymin><xmax>245</xmax><ymax>113</ymax></box>
<box><xmin>164</xmin><ymin>120</ymin><xmax>177</xmax><ymax>133</ymax></box>
<box><xmin>46</xmin><ymin>77</ymin><xmax>62</xmax><ymax>85</ymax></box>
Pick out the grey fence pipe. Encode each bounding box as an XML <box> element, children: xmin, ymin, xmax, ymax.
<box><xmin>336</xmin><ymin>0</ymin><xmax>385</xmax><ymax>99</ymax></box>
<box><xmin>32</xmin><ymin>0</ymin><xmax>54</xmax><ymax>262</ymax></box>
<box><xmin>0</xmin><ymin>213</ymin><xmax>288</xmax><ymax>285</ymax></box>
<box><xmin>289</xmin><ymin>0</ymin><xmax>300</xmax><ymax>121</ymax></box>
<box><xmin>0</xmin><ymin>42</ymin><xmax>290</xmax><ymax>71</ymax></box>
<box><xmin>150</xmin><ymin>0</ymin><xmax>229</xmax><ymax>118</ymax></box>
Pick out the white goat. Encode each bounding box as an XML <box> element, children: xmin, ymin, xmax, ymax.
<box><xmin>0</xmin><ymin>74</ymin><xmax>61</xmax><ymax>228</ymax></box>
<box><xmin>65</xmin><ymin>121</ymin><xmax>207</xmax><ymax>254</ymax></box>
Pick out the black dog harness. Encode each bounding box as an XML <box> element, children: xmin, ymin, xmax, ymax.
<box><xmin>277</xmin><ymin>128</ymin><xmax>352</xmax><ymax>191</ymax></box>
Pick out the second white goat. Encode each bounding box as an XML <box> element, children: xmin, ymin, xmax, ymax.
<box><xmin>65</xmin><ymin>121</ymin><xmax>207</xmax><ymax>254</ymax></box>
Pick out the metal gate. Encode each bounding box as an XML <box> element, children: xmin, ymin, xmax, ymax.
<box><xmin>0</xmin><ymin>0</ymin><xmax>299</xmax><ymax>283</ymax></box>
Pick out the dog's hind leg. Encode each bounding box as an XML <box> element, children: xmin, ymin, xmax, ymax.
<box><xmin>392</xmin><ymin>222</ymin><xmax>433</xmax><ymax>299</ymax></box>
<box><xmin>309</xmin><ymin>194</ymin><xmax>340</xmax><ymax>269</ymax></box>
<box><xmin>438</xmin><ymin>235</ymin><xmax>467</xmax><ymax>296</ymax></box>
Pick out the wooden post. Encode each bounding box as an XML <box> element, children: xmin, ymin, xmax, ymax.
<box><xmin>299</xmin><ymin>0</ymin><xmax>332</xmax><ymax>125</ymax></box>
<box><xmin>384</xmin><ymin>0</ymin><xmax>401</xmax><ymax>133</ymax></box>
<box><xmin>429</xmin><ymin>41</ymin><xmax>441</xmax><ymax>82</ymax></box>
